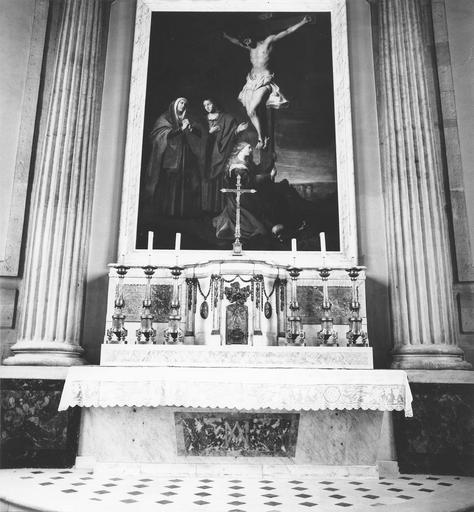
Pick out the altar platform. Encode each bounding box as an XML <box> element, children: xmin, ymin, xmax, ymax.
<box><xmin>59</xmin><ymin>367</ymin><xmax>412</xmax><ymax>478</ymax></box>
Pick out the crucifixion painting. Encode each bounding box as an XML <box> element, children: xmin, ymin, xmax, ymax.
<box><xmin>137</xmin><ymin>12</ymin><xmax>339</xmax><ymax>253</ymax></box>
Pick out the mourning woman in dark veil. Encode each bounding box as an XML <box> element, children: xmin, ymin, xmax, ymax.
<box><xmin>201</xmin><ymin>98</ymin><xmax>247</xmax><ymax>214</ymax></box>
<box><xmin>213</xmin><ymin>141</ymin><xmax>276</xmax><ymax>240</ymax></box>
<box><xmin>145</xmin><ymin>97</ymin><xmax>202</xmax><ymax>218</ymax></box>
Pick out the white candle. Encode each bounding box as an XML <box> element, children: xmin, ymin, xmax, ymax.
<box><xmin>319</xmin><ymin>232</ymin><xmax>326</xmax><ymax>254</ymax></box>
<box><xmin>291</xmin><ymin>238</ymin><xmax>297</xmax><ymax>253</ymax></box>
<box><xmin>175</xmin><ymin>232</ymin><xmax>181</xmax><ymax>252</ymax></box>
<box><xmin>147</xmin><ymin>231</ymin><xmax>154</xmax><ymax>252</ymax></box>
<box><xmin>119</xmin><ymin>252</ymin><xmax>125</xmax><ymax>265</ymax></box>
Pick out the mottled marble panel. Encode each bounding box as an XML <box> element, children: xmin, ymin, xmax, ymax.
<box><xmin>394</xmin><ymin>383</ymin><xmax>474</xmax><ymax>476</ymax></box>
<box><xmin>175</xmin><ymin>412</ymin><xmax>299</xmax><ymax>456</ymax></box>
<box><xmin>298</xmin><ymin>286</ymin><xmax>352</xmax><ymax>325</ymax></box>
<box><xmin>122</xmin><ymin>284</ymin><xmax>172</xmax><ymax>322</ymax></box>
<box><xmin>0</xmin><ymin>379</ymin><xmax>80</xmax><ymax>468</ymax></box>
<box><xmin>295</xmin><ymin>409</ymin><xmax>383</xmax><ymax>465</ymax></box>
<box><xmin>78</xmin><ymin>407</ymin><xmax>384</xmax><ymax>468</ymax></box>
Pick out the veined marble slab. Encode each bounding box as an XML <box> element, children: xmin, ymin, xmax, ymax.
<box><xmin>100</xmin><ymin>344</ymin><xmax>373</xmax><ymax>369</ymax></box>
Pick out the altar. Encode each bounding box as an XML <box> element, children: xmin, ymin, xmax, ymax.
<box><xmin>59</xmin><ymin>366</ymin><xmax>412</xmax><ymax>477</ymax></box>
<box><xmin>57</xmin><ymin>252</ymin><xmax>412</xmax><ymax>477</ymax></box>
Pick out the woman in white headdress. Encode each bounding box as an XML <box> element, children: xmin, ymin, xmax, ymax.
<box><xmin>145</xmin><ymin>97</ymin><xmax>202</xmax><ymax>218</ymax></box>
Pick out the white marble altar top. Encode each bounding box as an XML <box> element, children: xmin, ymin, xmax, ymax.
<box><xmin>59</xmin><ymin>367</ymin><xmax>412</xmax><ymax>417</ymax></box>
<box><xmin>100</xmin><ymin>345</ymin><xmax>374</xmax><ymax>369</ymax></box>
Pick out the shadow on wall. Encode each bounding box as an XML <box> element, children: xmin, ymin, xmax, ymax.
<box><xmin>81</xmin><ymin>274</ymin><xmax>109</xmax><ymax>365</ymax></box>
<box><xmin>365</xmin><ymin>275</ymin><xmax>392</xmax><ymax>369</ymax></box>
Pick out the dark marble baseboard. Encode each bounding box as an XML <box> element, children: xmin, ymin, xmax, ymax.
<box><xmin>0</xmin><ymin>379</ymin><xmax>80</xmax><ymax>468</ymax></box>
<box><xmin>394</xmin><ymin>383</ymin><xmax>474</xmax><ymax>476</ymax></box>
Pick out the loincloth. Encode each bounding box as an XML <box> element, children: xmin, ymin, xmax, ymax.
<box><xmin>238</xmin><ymin>72</ymin><xmax>288</xmax><ymax>109</ymax></box>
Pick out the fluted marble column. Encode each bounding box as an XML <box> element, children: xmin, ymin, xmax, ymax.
<box><xmin>4</xmin><ymin>0</ymin><xmax>108</xmax><ymax>365</ymax></box>
<box><xmin>370</xmin><ymin>0</ymin><xmax>470</xmax><ymax>369</ymax></box>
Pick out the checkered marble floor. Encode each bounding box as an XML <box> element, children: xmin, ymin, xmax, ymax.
<box><xmin>0</xmin><ymin>469</ymin><xmax>473</xmax><ymax>512</ymax></box>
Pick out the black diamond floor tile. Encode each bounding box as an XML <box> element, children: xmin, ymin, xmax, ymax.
<box><xmin>110</xmin><ymin>477</ymin><xmax>123</xmax><ymax>481</ymax></box>
<box><xmin>200</xmin><ymin>479</ymin><xmax>213</xmax><ymax>483</ymax></box>
<box><xmin>408</xmin><ymin>482</ymin><xmax>422</xmax><ymax>486</ymax></box>
<box><xmin>161</xmin><ymin>491</ymin><xmax>177</xmax><ymax>496</ymax></box>
<box><xmin>261</xmin><ymin>486</ymin><xmax>275</xmax><ymax>490</ymax></box>
<box><xmin>228</xmin><ymin>509</ymin><xmax>246</xmax><ymax>512</ymax></box>
<box><xmin>90</xmin><ymin>498</ymin><xmax>102</xmax><ymax>502</ymax></box>
<box><xmin>121</xmin><ymin>499</ymin><xmax>138</xmax><ymax>504</ymax></box>
<box><xmin>71</xmin><ymin>481</ymin><xmax>85</xmax><ymax>486</ymax></box>
<box><xmin>324</xmin><ymin>487</ymin><xmax>338</xmax><ymax>491</ymax></box>
<box><xmin>300</xmin><ymin>502</ymin><xmax>318</xmax><ymax>507</ymax></box>
<box><xmin>127</xmin><ymin>491</ymin><xmax>143</xmax><ymax>496</ymax></box>
<box><xmin>80</xmin><ymin>477</ymin><xmax>93</xmax><ymax>481</ymax></box>
<box><xmin>335</xmin><ymin>503</ymin><xmax>353</xmax><ymax>507</ymax></box>
<box><xmin>289</xmin><ymin>480</ymin><xmax>303</xmax><ymax>484</ymax></box>
<box><xmin>229</xmin><ymin>480</ymin><xmax>242</xmax><ymax>483</ymax></box>
<box><xmin>438</xmin><ymin>482</ymin><xmax>453</xmax><ymax>486</ymax></box>
<box><xmin>39</xmin><ymin>482</ymin><xmax>53</xmax><ymax>486</ymax></box>
<box><xmin>330</xmin><ymin>494</ymin><xmax>346</xmax><ymax>499</ymax></box>
<box><xmin>397</xmin><ymin>495</ymin><xmax>414</xmax><ymax>500</ymax></box>
<box><xmin>94</xmin><ymin>490</ymin><xmax>110</xmax><ymax>495</ymax></box>
<box><xmin>264</xmin><ymin>501</ymin><xmax>281</xmax><ymax>506</ymax></box>
<box><xmin>195</xmin><ymin>492</ymin><xmax>212</xmax><ymax>497</ymax></box>
<box><xmin>262</xmin><ymin>493</ymin><xmax>278</xmax><ymax>498</ymax></box>
<box><xmin>194</xmin><ymin>500</ymin><xmax>210</xmax><ymax>505</ymax></box>
<box><xmin>166</xmin><ymin>484</ymin><xmax>180</xmax><ymax>489</ymax></box>
<box><xmin>134</xmin><ymin>484</ymin><xmax>148</xmax><ymax>488</ymax></box>
<box><xmin>61</xmin><ymin>489</ymin><xmax>77</xmax><ymax>493</ymax></box>
<box><xmin>198</xmin><ymin>485</ymin><xmax>212</xmax><ymax>489</ymax></box>
<box><xmin>419</xmin><ymin>488</ymin><xmax>434</xmax><ymax>492</ymax></box>
<box><xmin>379</xmin><ymin>482</ymin><xmax>392</xmax><ymax>486</ymax></box>
<box><xmin>293</xmin><ymin>486</ymin><xmax>308</xmax><ymax>491</ymax></box>
<box><xmin>169</xmin><ymin>479</ymin><xmax>182</xmax><ymax>482</ymax></box>
<box><xmin>399</xmin><ymin>476</ymin><xmax>412</xmax><ymax>480</ymax></box>
<box><xmin>349</xmin><ymin>481</ymin><xmax>362</xmax><ymax>485</ymax></box>
<box><xmin>50</xmin><ymin>477</ymin><xmax>64</xmax><ymax>480</ymax></box>
<box><xmin>230</xmin><ymin>492</ymin><xmax>245</xmax><ymax>497</ymax></box>
<box><xmin>363</xmin><ymin>495</ymin><xmax>380</xmax><ymax>499</ymax></box>
<box><xmin>296</xmin><ymin>493</ymin><xmax>312</xmax><ymax>498</ymax></box>
<box><xmin>228</xmin><ymin>501</ymin><xmax>246</xmax><ymax>506</ymax></box>
<box><xmin>355</xmin><ymin>488</ymin><xmax>370</xmax><ymax>492</ymax></box>
<box><xmin>20</xmin><ymin>477</ymin><xmax>33</xmax><ymax>479</ymax></box>
<box><xmin>156</xmin><ymin>500</ymin><xmax>173</xmax><ymax>505</ymax></box>
<box><xmin>102</xmin><ymin>483</ymin><xmax>117</xmax><ymax>487</ymax></box>
<box><xmin>31</xmin><ymin>471</ymin><xmax>44</xmax><ymax>474</ymax></box>
<box><xmin>427</xmin><ymin>477</ymin><xmax>440</xmax><ymax>480</ymax></box>
<box><xmin>319</xmin><ymin>481</ymin><xmax>334</xmax><ymax>485</ymax></box>
<box><xmin>230</xmin><ymin>485</ymin><xmax>244</xmax><ymax>490</ymax></box>
<box><xmin>388</xmin><ymin>488</ymin><xmax>403</xmax><ymax>492</ymax></box>
<box><xmin>59</xmin><ymin>471</ymin><xmax>73</xmax><ymax>474</ymax></box>
<box><xmin>139</xmin><ymin>478</ymin><xmax>153</xmax><ymax>482</ymax></box>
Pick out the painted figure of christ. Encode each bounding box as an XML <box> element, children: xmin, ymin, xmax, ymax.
<box><xmin>223</xmin><ymin>15</ymin><xmax>311</xmax><ymax>149</ymax></box>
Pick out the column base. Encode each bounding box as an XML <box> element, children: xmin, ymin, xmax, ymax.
<box><xmin>3</xmin><ymin>341</ymin><xmax>87</xmax><ymax>366</ymax></box>
<box><xmin>391</xmin><ymin>344</ymin><xmax>472</xmax><ymax>370</ymax></box>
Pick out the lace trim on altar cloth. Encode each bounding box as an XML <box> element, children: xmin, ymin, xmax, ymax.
<box><xmin>58</xmin><ymin>368</ymin><xmax>413</xmax><ymax>417</ymax></box>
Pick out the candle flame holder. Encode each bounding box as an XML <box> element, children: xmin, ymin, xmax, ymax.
<box><xmin>136</xmin><ymin>265</ymin><xmax>158</xmax><ymax>344</ymax></box>
<box><xmin>106</xmin><ymin>264</ymin><xmax>130</xmax><ymax>344</ymax></box>
<box><xmin>286</xmin><ymin>266</ymin><xmax>305</xmax><ymax>346</ymax></box>
<box><xmin>346</xmin><ymin>267</ymin><xmax>368</xmax><ymax>346</ymax></box>
<box><xmin>316</xmin><ymin>267</ymin><xmax>338</xmax><ymax>346</ymax></box>
<box><xmin>164</xmin><ymin>265</ymin><xmax>184</xmax><ymax>344</ymax></box>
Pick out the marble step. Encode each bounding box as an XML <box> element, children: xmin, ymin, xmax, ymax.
<box><xmin>100</xmin><ymin>344</ymin><xmax>373</xmax><ymax>369</ymax></box>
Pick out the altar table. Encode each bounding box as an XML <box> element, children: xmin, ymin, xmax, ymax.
<box><xmin>59</xmin><ymin>367</ymin><xmax>411</xmax><ymax>477</ymax></box>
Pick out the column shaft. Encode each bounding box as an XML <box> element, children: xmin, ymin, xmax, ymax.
<box><xmin>371</xmin><ymin>0</ymin><xmax>470</xmax><ymax>369</ymax></box>
<box><xmin>4</xmin><ymin>0</ymin><xmax>108</xmax><ymax>365</ymax></box>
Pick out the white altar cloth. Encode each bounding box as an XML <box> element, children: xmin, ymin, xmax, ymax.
<box><xmin>59</xmin><ymin>367</ymin><xmax>413</xmax><ymax>417</ymax></box>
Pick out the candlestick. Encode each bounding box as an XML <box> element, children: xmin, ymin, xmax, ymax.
<box><xmin>175</xmin><ymin>232</ymin><xmax>181</xmax><ymax>252</ymax></box>
<box><xmin>147</xmin><ymin>231</ymin><xmax>154</xmax><ymax>252</ymax></box>
<box><xmin>291</xmin><ymin>238</ymin><xmax>297</xmax><ymax>253</ymax></box>
<box><xmin>345</xmin><ymin>267</ymin><xmax>368</xmax><ymax>346</ymax></box>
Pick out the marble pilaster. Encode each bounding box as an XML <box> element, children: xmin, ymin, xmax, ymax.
<box><xmin>4</xmin><ymin>0</ymin><xmax>108</xmax><ymax>365</ymax></box>
<box><xmin>370</xmin><ymin>0</ymin><xmax>470</xmax><ymax>369</ymax></box>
